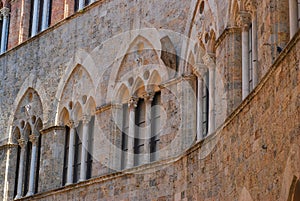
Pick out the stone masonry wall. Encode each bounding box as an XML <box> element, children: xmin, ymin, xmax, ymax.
<box><xmin>16</xmin><ymin>29</ymin><xmax>300</xmax><ymax>201</ymax></box>
<box><xmin>18</xmin><ymin>28</ymin><xmax>300</xmax><ymax>200</ymax></box>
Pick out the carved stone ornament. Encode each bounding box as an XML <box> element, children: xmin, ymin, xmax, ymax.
<box><xmin>29</xmin><ymin>134</ymin><xmax>39</xmax><ymax>144</ymax></box>
<box><xmin>202</xmin><ymin>53</ymin><xmax>216</xmax><ymax>68</ymax></box>
<box><xmin>143</xmin><ymin>92</ymin><xmax>155</xmax><ymax>102</ymax></box>
<box><xmin>128</xmin><ymin>96</ymin><xmax>138</xmax><ymax>109</ymax></box>
<box><xmin>238</xmin><ymin>11</ymin><xmax>251</xmax><ymax>30</ymax></box>
<box><xmin>82</xmin><ymin>115</ymin><xmax>91</xmax><ymax>125</ymax></box>
<box><xmin>17</xmin><ymin>138</ymin><xmax>27</xmax><ymax>148</ymax></box>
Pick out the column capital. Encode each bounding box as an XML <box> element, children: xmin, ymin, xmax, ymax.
<box><xmin>202</xmin><ymin>53</ymin><xmax>216</xmax><ymax>69</ymax></box>
<box><xmin>245</xmin><ymin>0</ymin><xmax>257</xmax><ymax>15</ymax></box>
<box><xmin>143</xmin><ymin>91</ymin><xmax>155</xmax><ymax>103</ymax></box>
<box><xmin>82</xmin><ymin>115</ymin><xmax>91</xmax><ymax>125</ymax></box>
<box><xmin>67</xmin><ymin>120</ymin><xmax>78</xmax><ymax>128</ymax></box>
<box><xmin>193</xmin><ymin>63</ymin><xmax>208</xmax><ymax>77</ymax></box>
<box><xmin>17</xmin><ymin>138</ymin><xmax>27</xmax><ymax>148</ymax></box>
<box><xmin>29</xmin><ymin>134</ymin><xmax>39</xmax><ymax>144</ymax></box>
<box><xmin>128</xmin><ymin>96</ymin><xmax>138</xmax><ymax>109</ymax></box>
<box><xmin>238</xmin><ymin>11</ymin><xmax>251</xmax><ymax>31</ymax></box>
<box><xmin>0</xmin><ymin>7</ymin><xmax>10</xmax><ymax>18</ymax></box>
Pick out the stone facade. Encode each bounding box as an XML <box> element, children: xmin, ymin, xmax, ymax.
<box><xmin>0</xmin><ymin>0</ymin><xmax>299</xmax><ymax>200</ymax></box>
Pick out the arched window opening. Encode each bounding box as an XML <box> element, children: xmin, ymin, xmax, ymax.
<box><xmin>120</xmin><ymin>89</ymin><xmax>162</xmax><ymax>169</ymax></box>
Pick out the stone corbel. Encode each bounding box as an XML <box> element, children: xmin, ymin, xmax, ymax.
<box><xmin>142</xmin><ymin>91</ymin><xmax>155</xmax><ymax>103</ymax></box>
<box><xmin>29</xmin><ymin>134</ymin><xmax>39</xmax><ymax>144</ymax></box>
<box><xmin>238</xmin><ymin>11</ymin><xmax>252</xmax><ymax>31</ymax></box>
<box><xmin>202</xmin><ymin>53</ymin><xmax>216</xmax><ymax>69</ymax></box>
<box><xmin>128</xmin><ymin>96</ymin><xmax>138</xmax><ymax>109</ymax></box>
<box><xmin>193</xmin><ymin>63</ymin><xmax>208</xmax><ymax>78</ymax></box>
<box><xmin>17</xmin><ymin>138</ymin><xmax>27</xmax><ymax>148</ymax></box>
<box><xmin>82</xmin><ymin>114</ymin><xmax>91</xmax><ymax>125</ymax></box>
<box><xmin>66</xmin><ymin>120</ymin><xmax>78</xmax><ymax>129</ymax></box>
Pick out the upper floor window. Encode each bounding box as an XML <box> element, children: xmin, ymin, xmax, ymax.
<box><xmin>74</xmin><ymin>0</ymin><xmax>92</xmax><ymax>12</ymax></box>
<box><xmin>0</xmin><ymin>7</ymin><xmax>10</xmax><ymax>54</ymax></box>
<box><xmin>29</xmin><ymin>0</ymin><xmax>52</xmax><ymax>37</ymax></box>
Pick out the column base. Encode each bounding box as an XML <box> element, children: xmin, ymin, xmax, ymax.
<box><xmin>14</xmin><ymin>194</ymin><xmax>22</xmax><ymax>199</ymax></box>
<box><xmin>25</xmin><ymin>191</ymin><xmax>34</xmax><ymax>197</ymax></box>
<box><xmin>79</xmin><ymin>178</ymin><xmax>86</xmax><ymax>182</ymax></box>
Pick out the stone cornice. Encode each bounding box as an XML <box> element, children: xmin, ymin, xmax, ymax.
<box><xmin>40</xmin><ymin>126</ymin><xmax>65</xmax><ymax>135</ymax></box>
<box><xmin>0</xmin><ymin>143</ymin><xmax>18</xmax><ymax>150</ymax></box>
<box><xmin>96</xmin><ymin>103</ymin><xmax>114</xmax><ymax>114</ymax></box>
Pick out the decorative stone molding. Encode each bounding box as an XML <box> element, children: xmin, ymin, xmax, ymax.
<box><xmin>238</xmin><ymin>11</ymin><xmax>251</xmax><ymax>31</ymax></box>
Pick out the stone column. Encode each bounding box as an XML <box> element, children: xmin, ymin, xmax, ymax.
<box><xmin>143</xmin><ymin>92</ymin><xmax>154</xmax><ymax>164</ymax></box>
<box><xmin>289</xmin><ymin>0</ymin><xmax>299</xmax><ymax>39</ymax></box>
<box><xmin>239</xmin><ymin>11</ymin><xmax>251</xmax><ymax>99</ymax></box>
<box><xmin>79</xmin><ymin>115</ymin><xmax>90</xmax><ymax>182</ymax></box>
<box><xmin>251</xmin><ymin>10</ymin><xmax>258</xmax><ymax>87</ymax></box>
<box><xmin>126</xmin><ymin>96</ymin><xmax>138</xmax><ymax>169</ymax></box>
<box><xmin>15</xmin><ymin>138</ymin><xmax>27</xmax><ymax>199</ymax></box>
<box><xmin>31</xmin><ymin>0</ymin><xmax>40</xmax><ymax>36</ymax></box>
<box><xmin>203</xmin><ymin>53</ymin><xmax>216</xmax><ymax>135</ymax></box>
<box><xmin>66</xmin><ymin>121</ymin><xmax>77</xmax><ymax>185</ymax></box>
<box><xmin>41</xmin><ymin>0</ymin><xmax>51</xmax><ymax>31</ymax></box>
<box><xmin>0</xmin><ymin>7</ymin><xmax>10</xmax><ymax>54</ymax></box>
<box><xmin>193</xmin><ymin>68</ymin><xmax>204</xmax><ymax>141</ymax></box>
<box><xmin>26</xmin><ymin>134</ymin><xmax>39</xmax><ymax>196</ymax></box>
<box><xmin>79</xmin><ymin>0</ymin><xmax>85</xmax><ymax>10</ymax></box>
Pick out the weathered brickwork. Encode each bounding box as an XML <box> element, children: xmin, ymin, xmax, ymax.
<box><xmin>0</xmin><ymin>0</ymin><xmax>299</xmax><ymax>200</ymax></box>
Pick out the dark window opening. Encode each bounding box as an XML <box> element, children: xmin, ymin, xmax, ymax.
<box><xmin>150</xmin><ymin>92</ymin><xmax>161</xmax><ymax>162</ymax></box>
<box><xmin>62</xmin><ymin>126</ymin><xmax>70</xmax><ymax>186</ymax></box>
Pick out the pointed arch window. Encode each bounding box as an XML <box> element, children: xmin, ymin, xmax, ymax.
<box><xmin>62</xmin><ymin>115</ymin><xmax>95</xmax><ymax>185</ymax></box>
<box><xmin>121</xmin><ymin>91</ymin><xmax>162</xmax><ymax>169</ymax></box>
